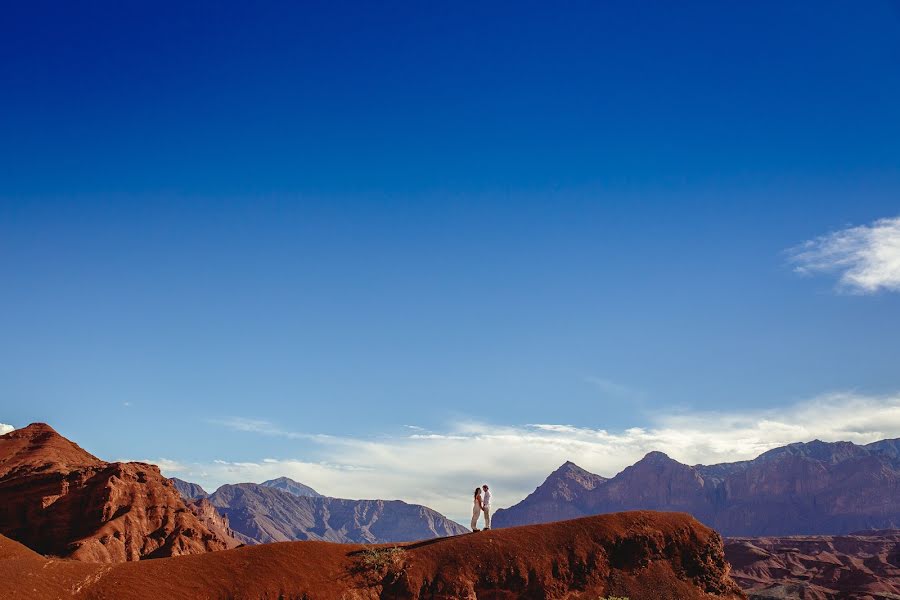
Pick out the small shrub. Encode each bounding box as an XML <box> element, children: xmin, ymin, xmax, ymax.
<box><xmin>358</xmin><ymin>546</ymin><xmax>406</xmax><ymax>573</ymax></box>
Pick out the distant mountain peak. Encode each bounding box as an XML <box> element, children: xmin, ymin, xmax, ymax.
<box><xmin>265</xmin><ymin>476</ymin><xmax>300</xmax><ymax>484</ymax></box>
<box><xmin>260</xmin><ymin>476</ymin><xmax>322</xmax><ymax>497</ymax></box>
<box><xmin>640</xmin><ymin>450</ymin><xmax>674</xmax><ymax>461</ymax></box>
<box><xmin>545</xmin><ymin>460</ymin><xmax>607</xmax><ymax>484</ymax></box>
<box><xmin>551</xmin><ymin>460</ymin><xmax>590</xmax><ymax>475</ymax></box>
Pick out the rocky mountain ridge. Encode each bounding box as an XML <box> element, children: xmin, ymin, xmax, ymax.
<box><xmin>495</xmin><ymin>437</ymin><xmax>900</xmax><ymax>536</ymax></box>
<box><xmin>204</xmin><ymin>481</ymin><xmax>468</xmax><ymax>544</ymax></box>
<box><xmin>166</xmin><ymin>474</ymin><xmax>466</xmax><ymax>545</ymax></box>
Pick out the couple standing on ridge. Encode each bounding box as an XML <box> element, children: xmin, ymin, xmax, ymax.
<box><xmin>471</xmin><ymin>484</ymin><xmax>492</xmax><ymax>532</ymax></box>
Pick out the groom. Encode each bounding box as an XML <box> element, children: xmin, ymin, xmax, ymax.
<box><xmin>481</xmin><ymin>484</ymin><xmax>492</xmax><ymax>530</ymax></box>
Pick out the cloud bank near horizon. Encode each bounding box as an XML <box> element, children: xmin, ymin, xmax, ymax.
<box><xmin>0</xmin><ymin>423</ymin><xmax>13</xmax><ymax>435</ymax></box>
<box><xmin>789</xmin><ymin>216</ymin><xmax>900</xmax><ymax>293</ymax></box>
<box><xmin>150</xmin><ymin>392</ymin><xmax>900</xmax><ymax>523</ymax></box>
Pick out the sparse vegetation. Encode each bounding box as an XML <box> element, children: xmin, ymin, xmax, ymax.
<box><xmin>357</xmin><ymin>546</ymin><xmax>406</xmax><ymax>573</ymax></box>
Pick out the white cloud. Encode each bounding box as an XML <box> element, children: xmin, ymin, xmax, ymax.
<box><xmin>117</xmin><ymin>457</ymin><xmax>188</xmax><ymax>473</ymax></box>
<box><xmin>0</xmin><ymin>423</ymin><xmax>14</xmax><ymax>435</ymax></box>
<box><xmin>789</xmin><ymin>216</ymin><xmax>900</xmax><ymax>293</ymax></box>
<box><xmin>181</xmin><ymin>392</ymin><xmax>900</xmax><ymax>525</ymax></box>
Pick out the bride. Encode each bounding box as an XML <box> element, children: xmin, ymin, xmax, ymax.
<box><xmin>470</xmin><ymin>487</ymin><xmax>483</xmax><ymax>532</ymax></box>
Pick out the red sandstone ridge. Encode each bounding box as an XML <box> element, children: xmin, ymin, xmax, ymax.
<box><xmin>0</xmin><ymin>510</ymin><xmax>745</xmax><ymax>599</ymax></box>
<box><xmin>0</xmin><ymin>423</ymin><xmax>239</xmax><ymax>563</ymax></box>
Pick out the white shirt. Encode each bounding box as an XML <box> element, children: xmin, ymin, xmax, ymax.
<box><xmin>482</xmin><ymin>489</ymin><xmax>492</xmax><ymax>508</ymax></box>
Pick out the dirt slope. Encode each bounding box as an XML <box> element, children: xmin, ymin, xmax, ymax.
<box><xmin>0</xmin><ymin>511</ymin><xmax>744</xmax><ymax>600</ymax></box>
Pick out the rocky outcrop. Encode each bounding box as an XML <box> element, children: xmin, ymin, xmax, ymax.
<box><xmin>726</xmin><ymin>530</ymin><xmax>900</xmax><ymax>599</ymax></box>
<box><xmin>494</xmin><ymin>438</ymin><xmax>900</xmax><ymax>536</ymax></box>
<box><xmin>186</xmin><ymin>496</ymin><xmax>241</xmax><ymax>550</ymax></box>
<box><xmin>0</xmin><ymin>423</ymin><xmax>239</xmax><ymax>562</ymax></box>
<box><xmin>208</xmin><ymin>482</ymin><xmax>468</xmax><ymax>544</ymax></box>
<box><xmin>0</xmin><ymin>511</ymin><xmax>745</xmax><ymax>599</ymax></box>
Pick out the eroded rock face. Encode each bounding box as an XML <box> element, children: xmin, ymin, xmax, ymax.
<box><xmin>495</xmin><ymin>438</ymin><xmax>900</xmax><ymax>536</ymax></box>
<box><xmin>186</xmin><ymin>496</ymin><xmax>241</xmax><ymax>551</ymax></box>
<box><xmin>0</xmin><ymin>423</ymin><xmax>239</xmax><ymax>562</ymax></box>
<box><xmin>725</xmin><ymin>530</ymin><xmax>900</xmax><ymax>600</ymax></box>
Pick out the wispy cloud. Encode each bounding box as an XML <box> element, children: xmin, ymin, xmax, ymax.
<box><xmin>788</xmin><ymin>216</ymin><xmax>900</xmax><ymax>293</ymax></box>
<box><xmin>175</xmin><ymin>392</ymin><xmax>900</xmax><ymax>524</ymax></box>
<box><xmin>584</xmin><ymin>376</ymin><xmax>645</xmax><ymax>400</ymax></box>
<box><xmin>209</xmin><ymin>417</ymin><xmax>333</xmax><ymax>441</ymax></box>
<box><xmin>0</xmin><ymin>423</ymin><xmax>13</xmax><ymax>435</ymax></box>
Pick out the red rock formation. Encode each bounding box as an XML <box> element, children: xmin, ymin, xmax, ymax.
<box><xmin>0</xmin><ymin>511</ymin><xmax>745</xmax><ymax>599</ymax></box>
<box><xmin>726</xmin><ymin>530</ymin><xmax>900</xmax><ymax>600</ymax></box>
<box><xmin>186</xmin><ymin>496</ymin><xmax>241</xmax><ymax>550</ymax></box>
<box><xmin>0</xmin><ymin>423</ymin><xmax>239</xmax><ymax>562</ymax></box>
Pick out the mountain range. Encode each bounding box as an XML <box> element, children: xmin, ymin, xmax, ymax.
<box><xmin>173</xmin><ymin>479</ymin><xmax>467</xmax><ymax>544</ymax></box>
<box><xmin>169</xmin><ymin>475</ymin><xmax>323</xmax><ymax>500</ymax></box>
<box><xmin>494</xmin><ymin>438</ymin><xmax>900</xmax><ymax>536</ymax></box>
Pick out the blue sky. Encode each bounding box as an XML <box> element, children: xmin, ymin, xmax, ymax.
<box><xmin>2</xmin><ymin>1</ymin><xmax>900</xmax><ymax>521</ymax></box>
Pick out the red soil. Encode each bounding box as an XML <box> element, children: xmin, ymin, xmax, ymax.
<box><xmin>1</xmin><ymin>510</ymin><xmax>745</xmax><ymax>599</ymax></box>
